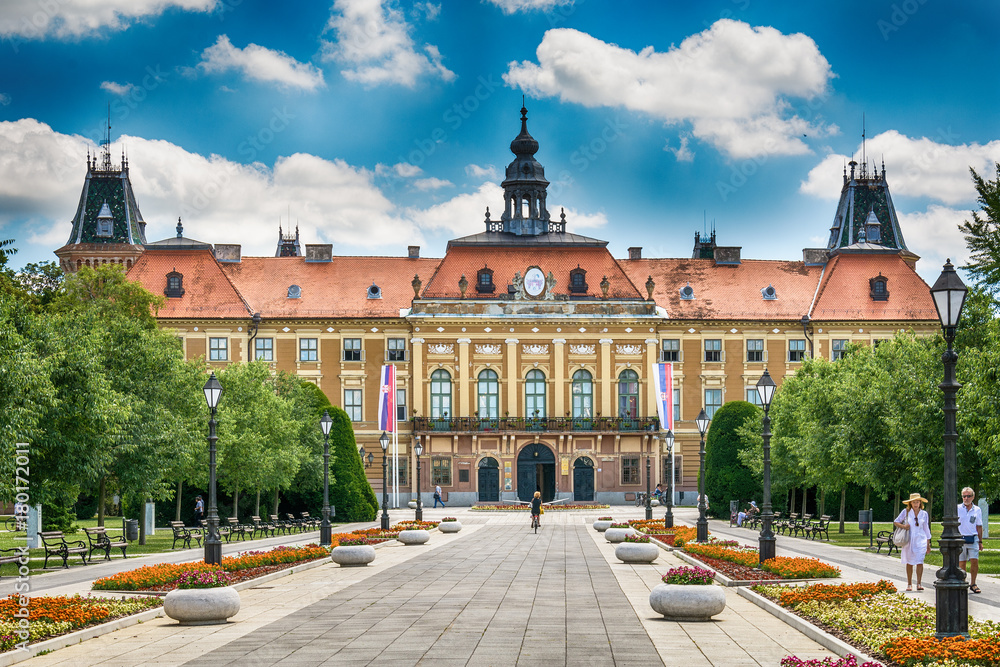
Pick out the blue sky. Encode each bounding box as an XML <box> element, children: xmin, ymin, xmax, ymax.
<box><xmin>0</xmin><ymin>0</ymin><xmax>998</xmax><ymax>283</ymax></box>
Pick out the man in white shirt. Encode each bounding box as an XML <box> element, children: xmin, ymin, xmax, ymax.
<box><xmin>958</xmin><ymin>486</ymin><xmax>984</xmax><ymax>593</ymax></box>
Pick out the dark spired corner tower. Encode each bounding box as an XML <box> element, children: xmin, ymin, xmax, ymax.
<box><xmin>54</xmin><ymin>119</ymin><xmax>147</xmax><ymax>273</ymax></box>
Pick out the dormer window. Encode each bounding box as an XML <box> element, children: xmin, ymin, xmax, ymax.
<box><xmin>680</xmin><ymin>283</ymin><xmax>695</xmax><ymax>300</ymax></box>
<box><xmin>761</xmin><ymin>284</ymin><xmax>777</xmax><ymax>300</ymax></box>
<box><xmin>367</xmin><ymin>283</ymin><xmax>382</xmax><ymax>299</ymax></box>
<box><xmin>476</xmin><ymin>266</ymin><xmax>495</xmax><ymax>294</ymax></box>
<box><xmin>569</xmin><ymin>266</ymin><xmax>588</xmax><ymax>294</ymax></box>
<box><xmin>95</xmin><ymin>201</ymin><xmax>113</xmax><ymax>237</ymax></box>
<box><xmin>869</xmin><ymin>273</ymin><xmax>889</xmax><ymax>301</ymax></box>
<box><xmin>287</xmin><ymin>285</ymin><xmax>301</xmax><ymax>299</ymax></box>
<box><xmin>865</xmin><ymin>209</ymin><xmax>881</xmax><ymax>244</ymax></box>
<box><xmin>164</xmin><ymin>270</ymin><xmax>184</xmax><ymax>298</ymax></box>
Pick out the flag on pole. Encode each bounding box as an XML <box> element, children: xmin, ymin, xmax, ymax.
<box><xmin>651</xmin><ymin>362</ymin><xmax>674</xmax><ymax>431</ymax></box>
<box><xmin>378</xmin><ymin>364</ymin><xmax>397</xmax><ymax>432</ymax></box>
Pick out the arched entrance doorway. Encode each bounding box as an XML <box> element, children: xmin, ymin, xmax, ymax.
<box><xmin>573</xmin><ymin>457</ymin><xmax>595</xmax><ymax>501</ymax></box>
<box><xmin>517</xmin><ymin>443</ymin><xmax>555</xmax><ymax>502</ymax></box>
<box><xmin>477</xmin><ymin>457</ymin><xmax>500</xmax><ymax>502</ymax></box>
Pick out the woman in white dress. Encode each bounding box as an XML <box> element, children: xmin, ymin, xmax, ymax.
<box><xmin>893</xmin><ymin>493</ymin><xmax>932</xmax><ymax>591</ymax></box>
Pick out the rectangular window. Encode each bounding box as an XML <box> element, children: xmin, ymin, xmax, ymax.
<box><xmin>209</xmin><ymin>337</ymin><xmax>228</xmax><ymax>361</ymax></box>
<box><xmin>673</xmin><ymin>387</ymin><xmax>681</xmax><ymax>425</ymax></box>
<box><xmin>662</xmin><ymin>455</ymin><xmax>682</xmax><ymax>485</ymax></box>
<box><xmin>343</xmin><ymin>338</ymin><xmax>362</xmax><ymax>362</ymax></box>
<box><xmin>432</xmin><ymin>458</ymin><xmax>451</xmax><ymax>486</ymax></box>
<box><xmin>344</xmin><ymin>389</ymin><xmax>362</xmax><ymax>422</ymax></box>
<box><xmin>396</xmin><ymin>389</ymin><xmax>407</xmax><ymax>422</ymax></box>
<box><xmin>255</xmin><ymin>338</ymin><xmax>273</xmax><ymax>361</ymax></box>
<box><xmin>458</xmin><ymin>468</ymin><xmax>470</xmax><ymax>483</ymax></box>
<box><xmin>746</xmin><ymin>388</ymin><xmax>763</xmax><ymax>407</ymax></box>
<box><xmin>299</xmin><ymin>338</ymin><xmax>318</xmax><ymax>362</ymax></box>
<box><xmin>621</xmin><ymin>456</ymin><xmax>640</xmax><ymax>485</ymax></box>
<box><xmin>661</xmin><ymin>339</ymin><xmax>680</xmax><ymax>362</ymax></box>
<box><xmin>387</xmin><ymin>338</ymin><xmax>407</xmax><ymax>362</ymax></box>
<box><xmin>789</xmin><ymin>339</ymin><xmax>806</xmax><ymax>362</ymax></box>
<box><xmin>704</xmin><ymin>339</ymin><xmax>721</xmax><ymax>362</ymax></box>
<box><xmin>746</xmin><ymin>339</ymin><xmax>764</xmax><ymax>362</ymax></box>
<box><xmin>832</xmin><ymin>339</ymin><xmax>849</xmax><ymax>361</ymax></box>
<box><xmin>396</xmin><ymin>458</ymin><xmax>408</xmax><ymax>486</ymax></box>
<box><xmin>705</xmin><ymin>389</ymin><xmax>722</xmax><ymax>419</ymax></box>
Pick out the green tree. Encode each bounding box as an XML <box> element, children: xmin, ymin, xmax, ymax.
<box><xmin>704</xmin><ymin>400</ymin><xmax>761</xmax><ymax>518</ymax></box>
<box><xmin>328</xmin><ymin>406</ymin><xmax>378</xmax><ymax>522</ymax></box>
<box><xmin>959</xmin><ymin>162</ymin><xmax>1000</xmax><ymax>293</ymax></box>
<box><xmin>9</xmin><ymin>260</ymin><xmax>64</xmax><ymax>308</ymax></box>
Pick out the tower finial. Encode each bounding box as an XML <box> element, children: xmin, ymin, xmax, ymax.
<box><xmin>861</xmin><ymin>112</ymin><xmax>866</xmax><ymax>175</ymax></box>
<box><xmin>176</xmin><ymin>216</ymin><xmax>183</xmax><ymax>238</ymax></box>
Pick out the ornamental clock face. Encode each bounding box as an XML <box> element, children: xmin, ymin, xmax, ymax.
<box><xmin>524</xmin><ymin>267</ymin><xmax>545</xmax><ymax>296</ymax></box>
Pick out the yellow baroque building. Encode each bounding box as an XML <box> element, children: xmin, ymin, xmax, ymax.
<box><xmin>60</xmin><ymin>107</ymin><xmax>939</xmax><ymax>506</ymax></box>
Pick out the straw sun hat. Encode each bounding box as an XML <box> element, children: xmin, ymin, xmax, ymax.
<box><xmin>902</xmin><ymin>492</ymin><xmax>928</xmax><ymax>506</ymax></box>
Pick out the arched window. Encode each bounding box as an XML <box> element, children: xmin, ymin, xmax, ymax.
<box><xmin>618</xmin><ymin>369</ymin><xmax>639</xmax><ymax>420</ymax></box>
<box><xmin>525</xmin><ymin>369</ymin><xmax>546</xmax><ymax>418</ymax></box>
<box><xmin>477</xmin><ymin>369</ymin><xmax>499</xmax><ymax>419</ymax></box>
<box><xmin>572</xmin><ymin>369</ymin><xmax>593</xmax><ymax>419</ymax></box>
<box><xmin>430</xmin><ymin>369</ymin><xmax>452</xmax><ymax>418</ymax></box>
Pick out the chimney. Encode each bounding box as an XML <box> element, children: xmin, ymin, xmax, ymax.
<box><xmin>214</xmin><ymin>244</ymin><xmax>241</xmax><ymax>263</ymax></box>
<box><xmin>408</xmin><ymin>245</ymin><xmax>420</xmax><ymax>258</ymax></box>
<box><xmin>628</xmin><ymin>247</ymin><xmax>642</xmax><ymax>260</ymax></box>
<box><xmin>802</xmin><ymin>248</ymin><xmax>829</xmax><ymax>266</ymax></box>
<box><xmin>305</xmin><ymin>244</ymin><xmax>333</xmax><ymax>262</ymax></box>
<box><xmin>713</xmin><ymin>246</ymin><xmax>741</xmax><ymax>265</ymax></box>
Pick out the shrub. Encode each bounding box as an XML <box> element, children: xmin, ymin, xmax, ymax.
<box><xmin>328</xmin><ymin>406</ymin><xmax>378</xmax><ymax>522</ymax></box>
<box><xmin>704</xmin><ymin>400</ymin><xmax>761</xmax><ymax>518</ymax></box>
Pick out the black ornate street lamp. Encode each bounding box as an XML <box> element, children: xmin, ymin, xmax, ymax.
<box><xmin>202</xmin><ymin>373</ymin><xmax>223</xmax><ymax>566</ymax></box>
<box><xmin>319</xmin><ymin>410</ymin><xmax>333</xmax><ymax>547</ymax></box>
<box><xmin>695</xmin><ymin>408</ymin><xmax>710</xmax><ymax>542</ymax></box>
<box><xmin>663</xmin><ymin>429</ymin><xmax>674</xmax><ymax>528</ymax></box>
<box><xmin>645</xmin><ymin>435</ymin><xmax>653</xmax><ymax>520</ymax></box>
<box><xmin>930</xmin><ymin>259</ymin><xmax>969</xmax><ymax>638</ymax></box>
<box><xmin>756</xmin><ymin>369</ymin><xmax>777</xmax><ymax>564</ymax></box>
<box><xmin>414</xmin><ymin>437</ymin><xmax>424</xmax><ymax>521</ymax></box>
<box><xmin>379</xmin><ymin>431</ymin><xmax>391</xmax><ymax>530</ymax></box>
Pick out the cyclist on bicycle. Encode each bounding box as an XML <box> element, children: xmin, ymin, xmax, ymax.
<box><xmin>530</xmin><ymin>491</ymin><xmax>542</xmax><ymax>527</ymax></box>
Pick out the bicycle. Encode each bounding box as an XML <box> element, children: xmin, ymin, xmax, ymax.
<box><xmin>531</xmin><ymin>513</ymin><xmax>540</xmax><ymax>533</ymax></box>
<box><xmin>635</xmin><ymin>493</ymin><xmax>647</xmax><ymax>507</ymax></box>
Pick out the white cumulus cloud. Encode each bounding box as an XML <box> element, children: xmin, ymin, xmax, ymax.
<box><xmin>897</xmin><ymin>205</ymin><xmax>972</xmax><ymax>279</ymax></box>
<box><xmin>0</xmin><ymin>0</ymin><xmax>215</xmax><ymax>39</ymax></box>
<box><xmin>486</xmin><ymin>0</ymin><xmax>574</xmax><ymax>13</ymax></box>
<box><xmin>413</xmin><ymin>177</ymin><xmax>452</xmax><ymax>191</ymax></box>
<box><xmin>504</xmin><ymin>21</ymin><xmax>836</xmax><ymax>159</ymax></box>
<box><xmin>199</xmin><ymin>35</ymin><xmax>325</xmax><ymax>92</ymax></box>
<box><xmin>465</xmin><ymin>163</ymin><xmax>499</xmax><ymax>181</ymax></box>
<box><xmin>100</xmin><ymin>81</ymin><xmax>134</xmax><ymax>96</ymax></box>
<box><xmin>0</xmin><ymin>93</ymin><xmax>10</xmax><ymax>106</ymax></box>
<box><xmin>322</xmin><ymin>0</ymin><xmax>455</xmax><ymax>88</ymax></box>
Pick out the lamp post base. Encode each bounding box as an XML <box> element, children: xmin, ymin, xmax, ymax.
<box><xmin>664</xmin><ymin>509</ymin><xmax>673</xmax><ymax>528</ymax></box>
<box><xmin>415</xmin><ymin>505</ymin><xmax>422</xmax><ymax>522</ymax></box>
<box><xmin>758</xmin><ymin>535</ymin><xmax>775</xmax><ymax>563</ymax></box>
<box><xmin>696</xmin><ymin>518</ymin><xmax>708</xmax><ymax>543</ymax></box>
<box><xmin>645</xmin><ymin>504</ymin><xmax>652</xmax><ymax>521</ymax></box>
<box><xmin>320</xmin><ymin>524</ymin><xmax>331</xmax><ymax>547</ymax></box>
<box><xmin>205</xmin><ymin>540</ymin><xmax>222</xmax><ymax>566</ymax></box>
<box><xmin>934</xmin><ymin>578</ymin><xmax>969</xmax><ymax>638</ymax></box>
<box><xmin>380</xmin><ymin>511</ymin><xmax>390</xmax><ymax>531</ymax></box>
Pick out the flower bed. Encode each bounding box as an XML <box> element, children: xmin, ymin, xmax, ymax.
<box><xmin>756</xmin><ymin>579</ymin><xmax>1000</xmax><ymax>666</ymax></box>
<box><xmin>0</xmin><ymin>594</ymin><xmax>162</xmax><ymax>652</ymax></box>
<box><xmin>781</xmin><ymin>657</ymin><xmax>880</xmax><ymax>667</ymax></box>
<box><xmin>628</xmin><ymin>521</ymin><xmax>698</xmax><ymax>546</ymax></box>
<box><xmin>684</xmin><ymin>543</ymin><xmax>840</xmax><ymax>580</ymax></box>
<box><xmin>392</xmin><ymin>521</ymin><xmax>439</xmax><ymax>530</ymax></box>
<box><xmin>469</xmin><ymin>503</ymin><xmax>610</xmax><ymax>511</ymax></box>
<box><xmin>441</xmin><ymin>517</ymin><xmax>458</xmax><ymax>522</ymax></box>
<box><xmin>350</xmin><ymin>528</ymin><xmax>400</xmax><ymax>540</ymax></box>
<box><xmin>92</xmin><ymin>544</ymin><xmax>329</xmax><ymax>592</ymax></box>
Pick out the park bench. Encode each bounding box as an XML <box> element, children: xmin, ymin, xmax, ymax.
<box><xmin>83</xmin><ymin>527</ymin><xmax>128</xmax><ymax>562</ymax></box>
<box><xmin>875</xmin><ymin>529</ymin><xmax>898</xmax><ymax>556</ymax></box>
<box><xmin>286</xmin><ymin>513</ymin><xmax>307</xmax><ymax>532</ymax></box>
<box><xmin>807</xmin><ymin>515</ymin><xmax>832</xmax><ymax>541</ymax></box>
<box><xmin>0</xmin><ymin>548</ymin><xmax>26</xmax><ymax>577</ymax></box>
<box><xmin>776</xmin><ymin>513</ymin><xmax>797</xmax><ymax>536</ymax></box>
<box><xmin>227</xmin><ymin>517</ymin><xmax>251</xmax><ymax>542</ymax></box>
<box><xmin>169</xmin><ymin>521</ymin><xmax>202</xmax><ymax>549</ymax></box>
<box><xmin>251</xmin><ymin>515</ymin><xmax>275</xmax><ymax>539</ymax></box>
<box><xmin>199</xmin><ymin>519</ymin><xmax>231</xmax><ymax>543</ymax></box>
<box><xmin>792</xmin><ymin>514</ymin><xmax>814</xmax><ymax>538</ymax></box>
<box><xmin>299</xmin><ymin>512</ymin><xmax>321</xmax><ymax>530</ymax></box>
<box><xmin>270</xmin><ymin>515</ymin><xmax>291</xmax><ymax>536</ymax></box>
<box><xmin>40</xmin><ymin>531</ymin><xmax>88</xmax><ymax>569</ymax></box>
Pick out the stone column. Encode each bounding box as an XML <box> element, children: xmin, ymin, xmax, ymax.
<box><xmin>599</xmin><ymin>339</ymin><xmax>613</xmax><ymax>417</ymax></box>
<box><xmin>457</xmin><ymin>338</ymin><xmax>471</xmax><ymax>417</ymax></box>
<box><xmin>411</xmin><ymin>338</ymin><xmax>424</xmax><ymax>416</ymax></box>
<box><xmin>645</xmin><ymin>338</ymin><xmax>658</xmax><ymax>423</ymax></box>
<box><xmin>552</xmin><ymin>339</ymin><xmax>566</xmax><ymax>417</ymax></box>
<box><xmin>505</xmin><ymin>338</ymin><xmax>519</xmax><ymax>417</ymax></box>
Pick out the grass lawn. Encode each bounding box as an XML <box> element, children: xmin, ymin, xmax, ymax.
<box><xmin>0</xmin><ymin>516</ymin><xmax>336</xmax><ymax>575</ymax></box>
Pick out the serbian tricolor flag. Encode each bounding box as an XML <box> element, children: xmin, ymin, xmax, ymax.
<box><xmin>378</xmin><ymin>364</ymin><xmax>397</xmax><ymax>432</ymax></box>
<box><xmin>651</xmin><ymin>362</ymin><xmax>674</xmax><ymax>431</ymax></box>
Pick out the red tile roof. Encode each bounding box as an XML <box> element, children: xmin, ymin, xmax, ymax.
<box><xmin>623</xmin><ymin>258</ymin><xmax>822</xmax><ymax>320</ymax></box>
<box><xmin>128</xmin><ymin>248</ymin><xmax>251</xmax><ymax>319</ymax></box>
<box><xmin>422</xmin><ymin>246</ymin><xmax>643</xmax><ymax>299</ymax></box>
<box><xmin>223</xmin><ymin>256</ymin><xmax>441</xmax><ymax>319</ymax></box>
<box><xmin>810</xmin><ymin>253</ymin><xmax>936</xmax><ymax>321</ymax></box>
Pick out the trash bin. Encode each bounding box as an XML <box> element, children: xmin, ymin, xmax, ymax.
<box><xmin>124</xmin><ymin>519</ymin><xmax>139</xmax><ymax>541</ymax></box>
<box><xmin>858</xmin><ymin>509</ymin><xmax>872</xmax><ymax>536</ymax></box>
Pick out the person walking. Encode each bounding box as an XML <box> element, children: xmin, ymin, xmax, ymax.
<box><xmin>433</xmin><ymin>485</ymin><xmax>445</xmax><ymax>508</ymax></box>
<box><xmin>893</xmin><ymin>493</ymin><xmax>932</xmax><ymax>591</ymax></box>
<box><xmin>530</xmin><ymin>491</ymin><xmax>542</xmax><ymax>528</ymax></box>
<box><xmin>959</xmin><ymin>486</ymin><xmax>984</xmax><ymax>594</ymax></box>
<box><xmin>193</xmin><ymin>495</ymin><xmax>205</xmax><ymax>526</ymax></box>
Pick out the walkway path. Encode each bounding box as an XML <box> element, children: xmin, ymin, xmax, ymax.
<box><xmin>21</xmin><ymin>507</ymin><xmax>836</xmax><ymax>667</ymax></box>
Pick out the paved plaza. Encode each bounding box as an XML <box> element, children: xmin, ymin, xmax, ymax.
<box><xmin>16</xmin><ymin>506</ymin><xmax>1000</xmax><ymax>666</ymax></box>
